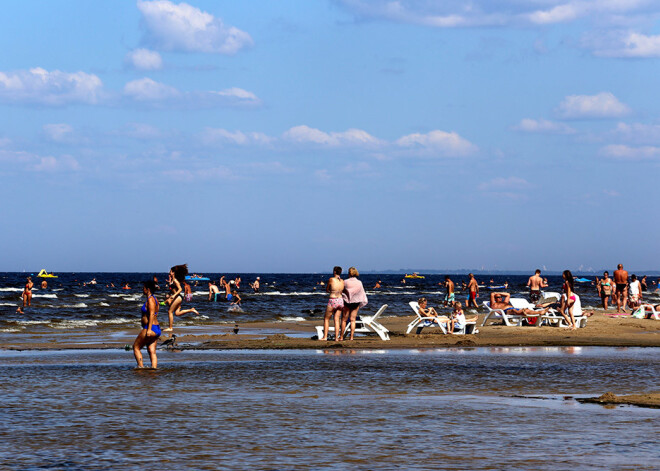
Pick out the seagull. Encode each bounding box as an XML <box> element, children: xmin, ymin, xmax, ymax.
<box><xmin>160</xmin><ymin>334</ymin><xmax>177</xmax><ymax>349</ymax></box>
<box><xmin>233</xmin><ymin>324</ymin><xmax>239</xmax><ymax>334</ymax></box>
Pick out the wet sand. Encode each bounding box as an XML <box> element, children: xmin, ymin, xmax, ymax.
<box><xmin>3</xmin><ymin>307</ymin><xmax>658</xmax><ymax>350</ymax></box>
<box><xmin>578</xmin><ymin>392</ymin><xmax>660</xmax><ymax>409</ymax></box>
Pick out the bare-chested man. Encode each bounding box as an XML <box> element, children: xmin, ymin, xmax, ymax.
<box><xmin>443</xmin><ymin>276</ymin><xmax>455</xmax><ymax>306</ymax></box>
<box><xmin>466</xmin><ymin>273</ymin><xmax>479</xmax><ymax>309</ymax></box>
<box><xmin>613</xmin><ymin>264</ymin><xmax>629</xmax><ymax>313</ymax></box>
<box><xmin>490</xmin><ymin>292</ymin><xmax>550</xmax><ymax>318</ymax></box>
<box><xmin>208</xmin><ymin>281</ymin><xmax>220</xmax><ymax>301</ymax></box>
<box><xmin>527</xmin><ymin>269</ymin><xmax>548</xmax><ymax>304</ymax></box>
<box><xmin>319</xmin><ymin>266</ymin><xmax>345</xmax><ymax>341</ymax></box>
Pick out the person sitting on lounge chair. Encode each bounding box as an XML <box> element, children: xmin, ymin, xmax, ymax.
<box><xmin>490</xmin><ymin>292</ymin><xmax>551</xmax><ymax>317</ymax></box>
<box><xmin>448</xmin><ymin>302</ymin><xmax>478</xmax><ymax>334</ymax></box>
<box><xmin>418</xmin><ymin>297</ymin><xmax>450</xmax><ymax>327</ymax></box>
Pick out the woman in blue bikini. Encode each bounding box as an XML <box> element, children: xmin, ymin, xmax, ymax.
<box><xmin>133</xmin><ymin>279</ymin><xmax>161</xmax><ymax>369</ymax></box>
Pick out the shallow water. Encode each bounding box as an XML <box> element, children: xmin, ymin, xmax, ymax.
<box><xmin>0</xmin><ymin>347</ymin><xmax>658</xmax><ymax>470</ymax></box>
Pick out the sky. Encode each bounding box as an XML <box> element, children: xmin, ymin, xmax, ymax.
<box><xmin>1</xmin><ymin>0</ymin><xmax>659</xmax><ymax>273</ymax></box>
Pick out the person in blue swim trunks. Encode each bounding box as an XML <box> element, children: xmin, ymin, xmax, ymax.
<box><xmin>133</xmin><ymin>279</ymin><xmax>161</xmax><ymax>369</ymax></box>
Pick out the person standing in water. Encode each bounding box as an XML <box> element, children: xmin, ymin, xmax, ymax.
<box><xmin>466</xmin><ymin>273</ymin><xmax>479</xmax><ymax>309</ymax></box>
<box><xmin>527</xmin><ymin>269</ymin><xmax>548</xmax><ymax>304</ymax></box>
<box><xmin>165</xmin><ymin>264</ymin><xmax>199</xmax><ymax>332</ymax></box>
<box><xmin>319</xmin><ymin>266</ymin><xmax>344</xmax><ymax>341</ymax></box>
<box><xmin>22</xmin><ymin>277</ymin><xmax>33</xmax><ymax>307</ymax></box>
<box><xmin>133</xmin><ymin>279</ymin><xmax>161</xmax><ymax>369</ymax></box>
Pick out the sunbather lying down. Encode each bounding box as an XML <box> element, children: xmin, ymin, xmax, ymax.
<box><xmin>490</xmin><ymin>292</ymin><xmax>551</xmax><ymax>316</ymax></box>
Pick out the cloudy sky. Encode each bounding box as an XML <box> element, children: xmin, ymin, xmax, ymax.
<box><xmin>2</xmin><ymin>0</ymin><xmax>659</xmax><ymax>273</ymax></box>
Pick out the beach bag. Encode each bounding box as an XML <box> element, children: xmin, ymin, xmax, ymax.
<box><xmin>631</xmin><ymin>307</ymin><xmax>645</xmax><ymax>319</ymax></box>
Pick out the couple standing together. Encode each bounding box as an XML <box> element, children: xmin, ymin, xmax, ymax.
<box><xmin>320</xmin><ymin>266</ymin><xmax>368</xmax><ymax>341</ymax></box>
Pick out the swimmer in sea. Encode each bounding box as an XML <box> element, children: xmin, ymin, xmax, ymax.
<box><xmin>22</xmin><ymin>277</ymin><xmax>33</xmax><ymax>307</ymax></box>
<box><xmin>133</xmin><ymin>279</ymin><xmax>161</xmax><ymax>369</ymax></box>
<box><xmin>16</xmin><ymin>305</ymin><xmax>23</xmax><ymax>314</ymax></box>
<box><xmin>41</xmin><ymin>280</ymin><xmax>47</xmax><ymax>290</ymax></box>
<box><xmin>319</xmin><ymin>266</ymin><xmax>345</xmax><ymax>341</ymax></box>
<box><xmin>208</xmin><ymin>280</ymin><xmax>220</xmax><ymax>301</ymax></box>
<box><xmin>230</xmin><ymin>290</ymin><xmax>241</xmax><ymax>305</ymax></box>
<box><xmin>164</xmin><ymin>264</ymin><xmax>199</xmax><ymax>332</ymax></box>
<box><xmin>250</xmin><ymin>277</ymin><xmax>260</xmax><ymax>293</ymax></box>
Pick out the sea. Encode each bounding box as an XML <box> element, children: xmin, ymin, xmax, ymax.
<box><xmin>3</xmin><ymin>272</ymin><xmax>659</xmax><ymax>335</ymax></box>
<box><xmin>1</xmin><ymin>272</ymin><xmax>658</xmax><ymax>469</ymax></box>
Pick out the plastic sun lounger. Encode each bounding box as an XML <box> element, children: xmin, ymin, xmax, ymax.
<box><xmin>639</xmin><ymin>304</ymin><xmax>660</xmax><ymax>320</ymax></box>
<box><xmin>406</xmin><ymin>302</ymin><xmax>447</xmax><ymax>334</ymax></box>
<box><xmin>315</xmin><ymin>304</ymin><xmax>390</xmax><ymax>341</ymax></box>
<box><xmin>538</xmin><ymin>294</ymin><xmax>588</xmax><ymax>328</ymax></box>
<box><xmin>406</xmin><ymin>302</ymin><xmax>477</xmax><ymax>335</ymax></box>
<box><xmin>481</xmin><ymin>298</ymin><xmax>544</xmax><ymax>327</ymax></box>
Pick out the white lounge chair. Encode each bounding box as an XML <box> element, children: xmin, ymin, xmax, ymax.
<box><xmin>541</xmin><ymin>294</ymin><xmax>588</xmax><ymax>328</ymax></box>
<box><xmin>407</xmin><ymin>301</ymin><xmax>447</xmax><ymax>334</ymax></box>
<box><xmin>407</xmin><ymin>302</ymin><xmax>477</xmax><ymax>334</ymax></box>
<box><xmin>481</xmin><ymin>298</ymin><xmax>543</xmax><ymax>327</ymax></box>
<box><xmin>637</xmin><ymin>304</ymin><xmax>659</xmax><ymax>320</ymax></box>
<box><xmin>315</xmin><ymin>304</ymin><xmax>390</xmax><ymax>341</ymax></box>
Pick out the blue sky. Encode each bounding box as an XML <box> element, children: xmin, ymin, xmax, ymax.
<box><xmin>1</xmin><ymin>0</ymin><xmax>659</xmax><ymax>273</ymax></box>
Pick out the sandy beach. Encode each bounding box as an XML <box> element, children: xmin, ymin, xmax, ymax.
<box><xmin>3</xmin><ymin>307</ymin><xmax>658</xmax><ymax>350</ymax></box>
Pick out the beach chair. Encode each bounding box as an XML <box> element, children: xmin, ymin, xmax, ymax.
<box><xmin>540</xmin><ymin>294</ymin><xmax>588</xmax><ymax>328</ymax></box>
<box><xmin>314</xmin><ymin>304</ymin><xmax>390</xmax><ymax>341</ymax></box>
<box><xmin>406</xmin><ymin>302</ymin><xmax>448</xmax><ymax>334</ymax></box>
<box><xmin>481</xmin><ymin>298</ymin><xmax>543</xmax><ymax>327</ymax></box>
<box><xmin>638</xmin><ymin>304</ymin><xmax>660</xmax><ymax>320</ymax></box>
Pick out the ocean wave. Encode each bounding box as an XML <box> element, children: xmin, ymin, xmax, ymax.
<box><xmin>74</xmin><ymin>294</ymin><xmax>90</xmax><ymax>298</ymax></box>
<box><xmin>0</xmin><ymin>328</ymin><xmax>23</xmax><ymax>332</ymax></box>
<box><xmin>61</xmin><ymin>303</ymin><xmax>88</xmax><ymax>308</ymax></box>
<box><xmin>101</xmin><ymin>317</ymin><xmax>135</xmax><ymax>324</ymax></box>
<box><xmin>32</xmin><ymin>294</ymin><xmax>58</xmax><ymax>299</ymax></box>
<box><xmin>279</xmin><ymin>316</ymin><xmax>306</xmax><ymax>322</ymax></box>
<box><xmin>49</xmin><ymin>320</ymin><xmax>100</xmax><ymax>328</ymax></box>
<box><xmin>0</xmin><ymin>288</ymin><xmax>23</xmax><ymax>292</ymax></box>
<box><xmin>264</xmin><ymin>291</ymin><xmax>323</xmax><ymax>296</ymax></box>
<box><xmin>98</xmin><ymin>302</ymin><xmax>110</xmax><ymax>307</ymax></box>
<box><xmin>0</xmin><ymin>302</ymin><xmax>18</xmax><ymax>306</ymax></box>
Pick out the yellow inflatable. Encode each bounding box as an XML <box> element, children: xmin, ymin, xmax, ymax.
<box><xmin>37</xmin><ymin>269</ymin><xmax>58</xmax><ymax>278</ymax></box>
<box><xmin>404</xmin><ymin>273</ymin><xmax>425</xmax><ymax>279</ymax></box>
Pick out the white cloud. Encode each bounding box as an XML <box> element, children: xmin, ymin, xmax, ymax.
<box><xmin>123</xmin><ymin>77</ymin><xmax>181</xmax><ymax>101</ymax></box>
<box><xmin>137</xmin><ymin>0</ymin><xmax>253</xmax><ymax>54</ymax></box>
<box><xmin>0</xmin><ymin>149</ymin><xmax>79</xmax><ymax>172</ymax></box>
<box><xmin>123</xmin><ymin>78</ymin><xmax>260</xmax><ymax>108</ymax></box>
<box><xmin>601</xmin><ymin>144</ymin><xmax>660</xmax><ymax>160</ymax></box>
<box><xmin>591</xmin><ymin>31</ymin><xmax>660</xmax><ymax>57</ymax></box>
<box><xmin>43</xmin><ymin>123</ymin><xmax>74</xmax><ymax>142</ymax></box>
<box><xmin>613</xmin><ymin>122</ymin><xmax>660</xmax><ymax>143</ymax></box>
<box><xmin>336</xmin><ymin>0</ymin><xmax>655</xmax><ymax>28</ymax></box>
<box><xmin>395</xmin><ymin>130</ymin><xmax>478</xmax><ymax>156</ymax></box>
<box><xmin>513</xmin><ymin>118</ymin><xmax>576</xmax><ymax>134</ymax></box>
<box><xmin>212</xmin><ymin>87</ymin><xmax>261</xmax><ymax>106</ymax></box>
<box><xmin>201</xmin><ymin>128</ymin><xmax>272</xmax><ymax>146</ymax></box>
<box><xmin>283</xmin><ymin>125</ymin><xmax>383</xmax><ymax>147</ymax></box>
<box><xmin>0</xmin><ymin>68</ymin><xmax>103</xmax><ymax>106</ymax></box>
<box><xmin>125</xmin><ymin>48</ymin><xmax>163</xmax><ymax>70</ymax></box>
<box><xmin>557</xmin><ymin>92</ymin><xmax>630</xmax><ymax>119</ymax></box>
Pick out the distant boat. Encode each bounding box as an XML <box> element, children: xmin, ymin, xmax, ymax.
<box><xmin>37</xmin><ymin>269</ymin><xmax>58</xmax><ymax>278</ymax></box>
<box><xmin>404</xmin><ymin>272</ymin><xmax>425</xmax><ymax>279</ymax></box>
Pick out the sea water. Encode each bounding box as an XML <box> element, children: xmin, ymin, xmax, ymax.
<box><xmin>3</xmin><ymin>272</ymin><xmax>658</xmax><ymax>335</ymax></box>
<box><xmin>0</xmin><ymin>347</ymin><xmax>657</xmax><ymax>470</ymax></box>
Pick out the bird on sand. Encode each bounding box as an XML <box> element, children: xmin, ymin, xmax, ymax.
<box><xmin>233</xmin><ymin>324</ymin><xmax>239</xmax><ymax>334</ymax></box>
<box><xmin>160</xmin><ymin>334</ymin><xmax>177</xmax><ymax>348</ymax></box>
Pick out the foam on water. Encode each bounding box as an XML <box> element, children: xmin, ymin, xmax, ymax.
<box><xmin>0</xmin><ymin>288</ymin><xmax>23</xmax><ymax>292</ymax></box>
<box><xmin>32</xmin><ymin>294</ymin><xmax>58</xmax><ymax>299</ymax></box>
<box><xmin>74</xmin><ymin>294</ymin><xmax>90</xmax><ymax>298</ymax></box>
<box><xmin>279</xmin><ymin>316</ymin><xmax>306</xmax><ymax>322</ymax></box>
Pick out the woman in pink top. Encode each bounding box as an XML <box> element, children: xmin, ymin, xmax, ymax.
<box><xmin>340</xmin><ymin>267</ymin><xmax>368</xmax><ymax>341</ymax></box>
